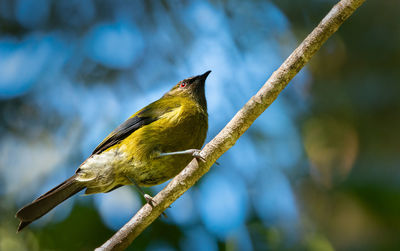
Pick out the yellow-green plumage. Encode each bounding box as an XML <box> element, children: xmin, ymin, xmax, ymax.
<box><xmin>16</xmin><ymin>71</ymin><xmax>210</xmax><ymax>231</ymax></box>
<box><xmin>79</xmin><ymin>94</ymin><xmax>208</xmax><ymax>193</ymax></box>
<box><xmin>124</xmin><ymin>97</ymin><xmax>207</xmax><ymax>186</ymax></box>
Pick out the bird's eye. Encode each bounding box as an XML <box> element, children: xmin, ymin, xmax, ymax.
<box><xmin>180</xmin><ymin>82</ymin><xmax>187</xmax><ymax>88</ymax></box>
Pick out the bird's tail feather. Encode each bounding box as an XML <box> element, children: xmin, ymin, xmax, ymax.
<box><xmin>16</xmin><ymin>174</ymin><xmax>85</xmax><ymax>232</ymax></box>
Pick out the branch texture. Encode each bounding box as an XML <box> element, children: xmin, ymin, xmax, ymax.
<box><xmin>97</xmin><ymin>0</ymin><xmax>365</xmax><ymax>250</ymax></box>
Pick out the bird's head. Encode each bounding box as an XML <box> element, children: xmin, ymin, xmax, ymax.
<box><xmin>164</xmin><ymin>71</ymin><xmax>211</xmax><ymax>108</ymax></box>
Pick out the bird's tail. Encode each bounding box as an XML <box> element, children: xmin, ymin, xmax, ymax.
<box><xmin>16</xmin><ymin>174</ymin><xmax>85</xmax><ymax>232</ymax></box>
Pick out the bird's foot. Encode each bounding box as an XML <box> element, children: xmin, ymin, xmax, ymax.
<box><xmin>144</xmin><ymin>194</ymin><xmax>155</xmax><ymax>206</ymax></box>
<box><xmin>144</xmin><ymin>194</ymin><xmax>168</xmax><ymax>217</ymax></box>
<box><xmin>158</xmin><ymin>149</ymin><xmax>206</xmax><ymax>162</ymax></box>
<box><xmin>192</xmin><ymin>149</ymin><xmax>206</xmax><ymax>162</ymax></box>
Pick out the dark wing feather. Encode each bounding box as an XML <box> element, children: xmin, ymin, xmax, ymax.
<box><xmin>91</xmin><ymin>114</ymin><xmax>155</xmax><ymax>155</ymax></box>
<box><xmin>91</xmin><ymin>98</ymin><xmax>181</xmax><ymax>155</ymax></box>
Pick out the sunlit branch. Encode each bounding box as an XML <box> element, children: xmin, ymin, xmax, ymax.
<box><xmin>96</xmin><ymin>0</ymin><xmax>366</xmax><ymax>250</ymax></box>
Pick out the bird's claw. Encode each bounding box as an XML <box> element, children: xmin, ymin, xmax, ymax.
<box><xmin>144</xmin><ymin>194</ymin><xmax>155</xmax><ymax>206</ymax></box>
<box><xmin>144</xmin><ymin>194</ymin><xmax>168</xmax><ymax>218</ymax></box>
<box><xmin>192</xmin><ymin>150</ymin><xmax>206</xmax><ymax>162</ymax></box>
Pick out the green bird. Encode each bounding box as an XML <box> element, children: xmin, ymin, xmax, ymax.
<box><xmin>16</xmin><ymin>71</ymin><xmax>211</xmax><ymax>232</ymax></box>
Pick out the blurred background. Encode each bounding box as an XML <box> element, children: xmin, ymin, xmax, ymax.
<box><xmin>0</xmin><ymin>0</ymin><xmax>399</xmax><ymax>250</ymax></box>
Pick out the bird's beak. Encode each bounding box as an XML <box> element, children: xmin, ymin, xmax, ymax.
<box><xmin>198</xmin><ymin>70</ymin><xmax>211</xmax><ymax>81</ymax></box>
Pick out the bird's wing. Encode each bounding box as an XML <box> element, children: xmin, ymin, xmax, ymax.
<box><xmin>91</xmin><ymin>114</ymin><xmax>155</xmax><ymax>155</ymax></box>
<box><xmin>91</xmin><ymin>98</ymin><xmax>181</xmax><ymax>155</ymax></box>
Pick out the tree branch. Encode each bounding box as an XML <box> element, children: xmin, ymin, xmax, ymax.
<box><xmin>96</xmin><ymin>0</ymin><xmax>365</xmax><ymax>250</ymax></box>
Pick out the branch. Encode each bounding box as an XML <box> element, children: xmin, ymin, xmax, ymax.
<box><xmin>96</xmin><ymin>0</ymin><xmax>365</xmax><ymax>250</ymax></box>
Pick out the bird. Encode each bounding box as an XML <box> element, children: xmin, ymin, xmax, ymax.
<box><xmin>16</xmin><ymin>71</ymin><xmax>211</xmax><ymax>232</ymax></box>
